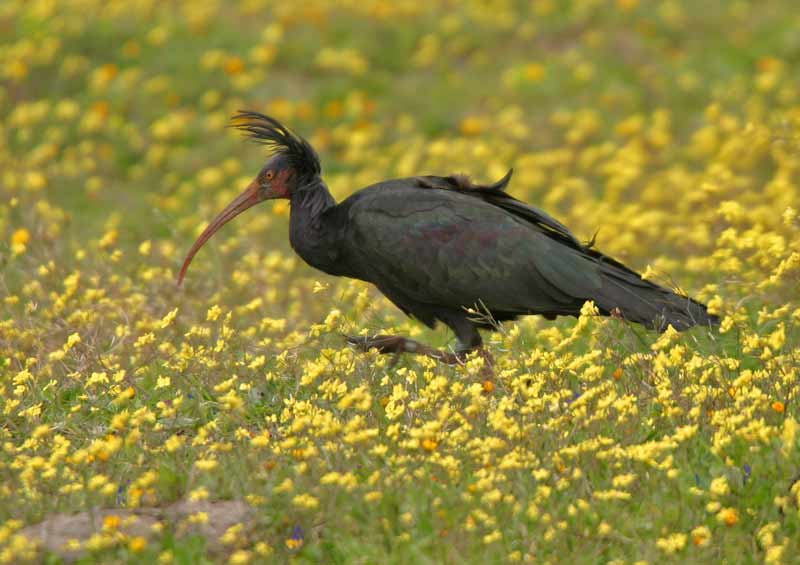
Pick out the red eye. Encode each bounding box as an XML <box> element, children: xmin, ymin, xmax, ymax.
<box><xmin>265</xmin><ymin>170</ymin><xmax>274</xmax><ymax>181</ymax></box>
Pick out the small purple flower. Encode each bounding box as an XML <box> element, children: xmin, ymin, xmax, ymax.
<box><xmin>286</xmin><ymin>523</ymin><xmax>305</xmax><ymax>550</ymax></box>
<box><xmin>743</xmin><ymin>464</ymin><xmax>752</xmax><ymax>485</ymax></box>
<box><xmin>116</xmin><ymin>481</ymin><xmax>130</xmax><ymax>506</ymax></box>
<box><xmin>694</xmin><ymin>473</ymin><xmax>701</xmax><ymax>487</ymax></box>
<box><xmin>567</xmin><ymin>391</ymin><xmax>582</xmax><ymax>404</ymax></box>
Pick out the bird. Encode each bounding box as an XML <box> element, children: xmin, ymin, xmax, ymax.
<box><xmin>178</xmin><ymin>111</ymin><xmax>719</xmax><ymax>370</ymax></box>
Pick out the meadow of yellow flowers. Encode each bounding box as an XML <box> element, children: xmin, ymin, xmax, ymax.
<box><xmin>2</xmin><ymin>0</ymin><xmax>800</xmax><ymax>562</ymax></box>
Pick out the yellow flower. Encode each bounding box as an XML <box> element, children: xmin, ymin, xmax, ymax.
<box><xmin>164</xmin><ymin>435</ymin><xmax>184</xmax><ymax>452</ymax></box>
<box><xmin>224</xmin><ymin>56</ymin><xmax>245</xmax><ymax>76</ymax></box>
<box><xmin>691</xmin><ymin>526</ymin><xmax>711</xmax><ymax>547</ymax></box>
<box><xmin>422</xmin><ymin>438</ymin><xmax>438</xmax><ymax>452</ymax></box>
<box><xmin>228</xmin><ymin>550</ymin><xmax>252</xmax><ymax>564</ymax></box>
<box><xmin>460</xmin><ymin>116</ymin><xmax>485</xmax><ymax>136</ymax></box>
<box><xmin>25</xmin><ymin>171</ymin><xmax>47</xmax><ymax>191</ymax></box>
<box><xmin>187</xmin><ymin>512</ymin><xmax>209</xmax><ymax>524</ymax></box>
<box><xmin>159</xmin><ymin>308</ymin><xmax>179</xmax><ymax>329</ymax></box>
<box><xmin>98</xmin><ymin>229</ymin><xmax>118</xmax><ymax>249</ymax></box>
<box><xmin>189</xmin><ymin>487</ymin><xmax>209</xmax><ymax>502</ymax></box>
<box><xmin>292</xmin><ymin>493</ymin><xmax>319</xmax><ymax>509</ymax></box>
<box><xmin>524</xmin><ymin>63</ymin><xmax>545</xmax><ymax>81</ymax></box>
<box><xmin>250</xmin><ymin>431</ymin><xmax>271</xmax><ymax>448</ymax></box>
<box><xmin>717</xmin><ymin>507</ymin><xmax>739</xmax><ymax>526</ymax></box>
<box><xmin>709</xmin><ymin>476</ymin><xmax>729</xmax><ymax>497</ymax></box>
<box><xmin>616</xmin><ymin>0</ymin><xmax>639</xmax><ymax>10</ymax></box>
<box><xmin>11</xmin><ymin>228</ymin><xmax>30</xmax><ymax>246</ymax></box>
<box><xmin>129</xmin><ymin>536</ymin><xmax>147</xmax><ymax>552</ymax></box>
<box><xmin>195</xmin><ymin>458</ymin><xmax>219</xmax><ymax>471</ymax></box>
<box><xmin>207</xmin><ymin>305</ymin><xmax>222</xmax><ymax>321</ymax></box>
<box><xmin>254</xmin><ymin>542</ymin><xmax>273</xmax><ymax>556</ymax></box>
<box><xmin>765</xmin><ymin>545</ymin><xmax>785</xmax><ymax>564</ymax></box>
<box><xmin>656</xmin><ymin>533</ymin><xmax>687</xmax><ymax>554</ymax></box>
<box><xmin>221</xmin><ymin>523</ymin><xmax>245</xmax><ymax>546</ymax></box>
<box><xmin>315</xmin><ymin>47</ymin><xmax>368</xmax><ymax>76</ymax></box>
<box><xmin>87</xmin><ymin>474</ymin><xmax>110</xmax><ymax>491</ymax></box>
<box><xmin>110</xmin><ymin>411</ymin><xmax>129</xmax><ymax>431</ymax></box>
<box><xmin>285</xmin><ymin>537</ymin><xmax>303</xmax><ymax>550</ymax></box>
<box><xmin>113</xmin><ymin>387</ymin><xmax>136</xmax><ymax>406</ymax></box>
<box><xmin>65</xmin><ymin>333</ymin><xmax>82</xmax><ymax>349</ymax></box>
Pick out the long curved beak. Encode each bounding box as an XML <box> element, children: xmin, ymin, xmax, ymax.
<box><xmin>178</xmin><ymin>178</ymin><xmax>265</xmax><ymax>286</ymax></box>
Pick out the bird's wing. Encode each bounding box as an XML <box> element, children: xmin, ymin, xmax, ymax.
<box><xmin>414</xmin><ymin>169</ymin><xmax>583</xmax><ymax>249</ymax></box>
<box><xmin>343</xmin><ymin>183</ymin><xmax>602</xmax><ymax>317</ymax></box>
<box><xmin>343</xmin><ymin>179</ymin><xmax>717</xmax><ymax>331</ymax></box>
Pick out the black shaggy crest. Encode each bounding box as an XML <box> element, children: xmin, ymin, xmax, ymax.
<box><xmin>232</xmin><ymin>111</ymin><xmax>321</xmax><ymax>180</ymax></box>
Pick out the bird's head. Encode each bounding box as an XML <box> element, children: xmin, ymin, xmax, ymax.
<box><xmin>178</xmin><ymin>112</ymin><xmax>320</xmax><ymax>285</ymax></box>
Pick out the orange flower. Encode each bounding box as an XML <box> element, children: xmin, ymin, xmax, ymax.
<box><xmin>717</xmin><ymin>507</ymin><xmax>739</xmax><ymax>527</ymax></box>
<box><xmin>422</xmin><ymin>438</ymin><xmax>438</xmax><ymax>451</ymax></box>
<box><xmin>103</xmin><ymin>515</ymin><xmax>121</xmax><ymax>530</ymax></box>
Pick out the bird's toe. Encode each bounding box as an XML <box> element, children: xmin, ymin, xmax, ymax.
<box><xmin>346</xmin><ymin>334</ymin><xmax>408</xmax><ymax>354</ymax></box>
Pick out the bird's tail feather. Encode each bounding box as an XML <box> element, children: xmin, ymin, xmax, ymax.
<box><xmin>590</xmin><ymin>252</ymin><xmax>719</xmax><ymax>332</ymax></box>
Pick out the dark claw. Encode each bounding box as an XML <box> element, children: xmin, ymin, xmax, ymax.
<box><xmin>345</xmin><ymin>335</ymin><xmax>369</xmax><ymax>350</ymax></box>
<box><xmin>345</xmin><ymin>334</ymin><xmax>493</xmax><ymax>377</ymax></box>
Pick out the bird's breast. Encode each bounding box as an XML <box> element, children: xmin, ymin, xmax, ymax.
<box><xmin>289</xmin><ymin>225</ymin><xmax>351</xmax><ymax>278</ymax></box>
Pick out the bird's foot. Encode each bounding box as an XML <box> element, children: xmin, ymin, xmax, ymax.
<box><xmin>346</xmin><ymin>334</ymin><xmax>413</xmax><ymax>355</ymax></box>
<box><xmin>346</xmin><ymin>335</ymin><xmax>496</xmax><ymax>384</ymax></box>
<box><xmin>346</xmin><ymin>334</ymin><xmax>461</xmax><ymax>366</ymax></box>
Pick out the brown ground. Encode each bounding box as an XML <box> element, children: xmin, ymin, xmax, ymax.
<box><xmin>19</xmin><ymin>499</ymin><xmax>251</xmax><ymax>561</ymax></box>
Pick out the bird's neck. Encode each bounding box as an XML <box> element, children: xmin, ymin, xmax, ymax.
<box><xmin>290</xmin><ymin>178</ymin><xmax>336</xmax><ymax>224</ymax></box>
<box><xmin>288</xmin><ymin>179</ymin><xmax>342</xmax><ymax>274</ymax></box>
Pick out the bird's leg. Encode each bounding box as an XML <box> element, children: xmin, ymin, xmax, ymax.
<box><xmin>346</xmin><ymin>334</ymin><xmax>463</xmax><ymax>366</ymax></box>
<box><xmin>446</xmin><ymin>311</ymin><xmax>496</xmax><ymax>380</ymax></box>
<box><xmin>346</xmin><ymin>337</ymin><xmax>495</xmax><ymax>379</ymax></box>
<box><xmin>347</xmin><ymin>311</ymin><xmax>496</xmax><ymax>378</ymax></box>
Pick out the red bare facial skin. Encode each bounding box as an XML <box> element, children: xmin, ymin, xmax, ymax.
<box><xmin>269</xmin><ymin>168</ymin><xmax>292</xmax><ymax>198</ymax></box>
<box><xmin>177</xmin><ymin>169</ymin><xmax>292</xmax><ymax>286</ymax></box>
